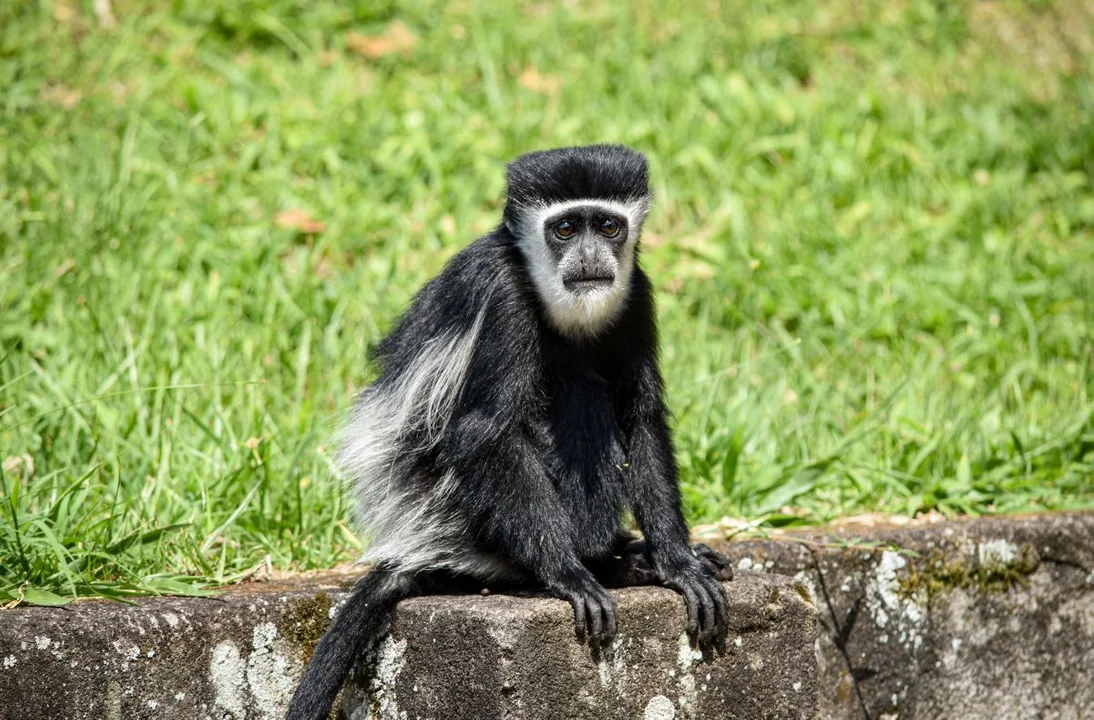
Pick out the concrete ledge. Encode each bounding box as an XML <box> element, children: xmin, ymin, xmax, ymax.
<box><xmin>13</xmin><ymin>511</ymin><xmax>1083</xmax><ymax>720</ymax></box>
<box><xmin>719</xmin><ymin>512</ymin><xmax>1094</xmax><ymax>720</ymax></box>
<box><xmin>0</xmin><ymin>573</ymin><xmax>818</xmax><ymax>720</ymax></box>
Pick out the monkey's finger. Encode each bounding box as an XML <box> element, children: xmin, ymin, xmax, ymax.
<box><xmin>691</xmin><ymin>542</ymin><xmax>714</xmax><ymax>557</ymax></box>
<box><xmin>693</xmin><ymin>581</ymin><xmax>716</xmax><ymax>643</ymax></box>
<box><xmin>679</xmin><ymin>584</ymin><xmax>700</xmax><ymax>635</ymax></box>
<box><xmin>586</xmin><ymin>594</ymin><xmax>604</xmax><ymax>643</ymax></box>
<box><xmin>601</xmin><ymin>592</ymin><xmax>619</xmax><ymax>640</ymax></box>
<box><xmin>699</xmin><ymin>577</ymin><xmax>727</xmax><ymax>641</ymax></box>
<box><xmin>695</xmin><ymin>544</ymin><xmax>733</xmax><ymax>580</ymax></box>
<box><xmin>699</xmin><ymin>558</ymin><xmax>726</xmax><ymax>581</ymax></box>
<box><xmin>704</xmin><ymin>577</ymin><xmax>728</xmax><ymax>635</ymax></box>
<box><xmin>699</xmin><ymin>573</ymin><xmax>727</xmax><ymax>606</ymax></box>
<box><xmin>694</xmin><ymin>543</ymin><xmax>729</xmax><ymax>573</ymax></box>
<box><xmin>569</xmin><ymin>595</ymin><xmax>587</xmax><ymax>639</ymax></box>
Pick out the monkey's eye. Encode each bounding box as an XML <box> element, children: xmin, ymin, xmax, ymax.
<box><xmin>553</xmin><ymin>219</ymin><xmax>576</xmax><ymax>240</ymax></box>
<box><xmin>598</xmin><ymin>217</ymin><xmax>621</xmax><ymax>238</ymax></box>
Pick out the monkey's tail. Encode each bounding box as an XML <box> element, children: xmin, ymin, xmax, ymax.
<box><xmin>286</xmin><ymin>568</ymin><xmax>415</xmax><ymax>720</ymax></box>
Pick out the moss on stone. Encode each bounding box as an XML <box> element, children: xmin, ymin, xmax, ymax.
<box><xmin>897</xmin><ymin>543</ymin><xmax>1039</xmax><ymax>600</ymax></box>
<box><xmin>792</xmin><ymin>582</ymin><xmax>814</xmax><ymax>606</ymax></box>
<box><xmin>282</xmin><ymin>592</ymin><xmax>334</xmax><ymax>662</ymax></box>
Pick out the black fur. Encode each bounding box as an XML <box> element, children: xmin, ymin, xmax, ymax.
<box><xmin>286</xmin><ymin>145</ymin><xmax>730</xmax><ymax>720</ymax></box>
<box><xmin>503</xmin><ymin>144</ymin><xmax>650</xmax><ymax>227</ymax></box>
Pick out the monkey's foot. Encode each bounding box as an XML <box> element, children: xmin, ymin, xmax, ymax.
<box><xmin>692</xmin><ymin>542</ymin><xmax>733</xmax><ymax>581</ymax></box>
<box><xmin>598</xmin><ymin>539</ymin><xmax>734</xmax><ymax>588</ymax></box>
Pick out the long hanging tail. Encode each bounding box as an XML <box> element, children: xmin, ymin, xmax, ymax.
<box><xmin>286</xmin><ymin>568</ymin><xmax>415</xmax><ymax>720</ymax></box>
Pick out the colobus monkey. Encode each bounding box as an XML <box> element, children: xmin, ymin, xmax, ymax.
<box><xmin>286</xmin><ymin>145</ymin><xmax>731</xmax><ymax>720</ymax></box>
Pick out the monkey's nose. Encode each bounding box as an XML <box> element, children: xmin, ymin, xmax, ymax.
<box><xmin>579</xmin><ymin>243</ymin><xmax>598</xmax><ymax>267</ymax></box>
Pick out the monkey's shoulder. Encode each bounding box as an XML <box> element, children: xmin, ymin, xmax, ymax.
<box><xmin>372</xmin><ymin>231</ymin><xmax>537</xmax><ymax>365</ymax></box>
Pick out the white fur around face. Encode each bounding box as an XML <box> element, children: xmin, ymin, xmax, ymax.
<box><xmin>508</xmin><ymin>198</ymin><xmax>649</xmax><ymax>338</ymax></box>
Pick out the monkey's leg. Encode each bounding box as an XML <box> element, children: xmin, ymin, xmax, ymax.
<box><xmin>445</xmin><ymin>422</ymin><xmax>619</xmax><ymax>645</ymax></box>
<box><xmin>615</xmin><ymin>353</ymin><xmax>730</xmax><ymax>646</ymax></box>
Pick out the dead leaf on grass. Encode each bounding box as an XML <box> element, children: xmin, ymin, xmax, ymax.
<box><xmin>517</xmin><ymin>67</ymin><xmax>561</xmax><ymax>94</ymax></box>
<box><xmin>346</xmin><ymin>21</ymin><xmax>419</xmax><ymax>59</ymax></box>
<box><xmin>275</xmin><ymin>209</ymin><xmax>326</xmax><ymax>234</ymax></box>
<box><xmin>94</xmin><ymin>0</ymin><xmax>117</xmax><ymax>29</ymax></box>
<box><xmin>41</xmin><ymin>84</ymin><xmax>82</xmax><ymax>109</ymax></box>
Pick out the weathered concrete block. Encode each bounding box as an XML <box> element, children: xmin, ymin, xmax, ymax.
<box><xmin>343</xmin><ymin>573</ymin><xmax>817</xmax><ymax>719</ymax></box>
<box><xmin>720</xmin><ymin>512</ymin><xmax>1094</xmax><ymax>720</ymax></box>
<box><xmin>0</xmin><ymin>573</ymin><xmax>818</xmax><ymax>720</ymax></box>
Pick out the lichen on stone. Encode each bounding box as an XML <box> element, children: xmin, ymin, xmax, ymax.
<box><xmin>209</xmin><ymin>641</ymin><xmax>246</xmax><ymax>719</ymax></box>
<box><xmin>246</xmin><ymin>622</ymin><xmax>296</xmax><ymax>717</ymax></box>
<box><xmin>364</xmin><ymin>636</ymin><xmax>408</xmax><ymax>720</ymax></box>
<box><xmin>644</xmin><ymin>694</ymin><xmax>676</xmax><ymax>719</ymax></box>
<box><xmin>867</xmin><ymin>550</ymin><xmax>927</xmax><ymax>650</ymax></box>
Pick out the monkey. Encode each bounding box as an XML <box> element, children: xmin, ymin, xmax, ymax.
<box><xmin>286</xmin><ymin>144</ymin><xmax>732</xmax><ymax>720</ymax></box>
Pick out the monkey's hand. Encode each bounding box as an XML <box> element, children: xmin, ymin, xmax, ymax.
<box><xmin>547</xmin><ymin>568</ymin><xmax>618</xmax><ymax>647</ymax></box>
<box><xmin>656</xmin><ymin>552</ymin><xmax>727</xmax><ymax>646</ymax></box>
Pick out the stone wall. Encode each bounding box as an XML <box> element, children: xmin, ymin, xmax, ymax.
<box><xmin>2</xmin><ymin>512</ymin><xmax>1090</xmax><ymax>720</ymax></box>
<box><xmin>719</xmin><ymin>512</ymin><xmax>1094</xmax><ymax>719</ymax></box>
<box><xmin>0</xmin><ymin>573</ymin><xmax>817</xmax><ymax>720</ymax></box>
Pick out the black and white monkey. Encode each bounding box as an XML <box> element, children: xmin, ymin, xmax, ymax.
<box><xmin>286</xmin><ymin>145</ymin><xmax>732</xmax><ymax>720</ymax></box>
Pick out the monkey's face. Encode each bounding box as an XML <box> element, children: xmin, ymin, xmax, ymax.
<box><xmin>545</xmin><ymin>205</ymin><xmax>629</xmax><ymax>293</ymax></box>
<box><xmin>512</xmin><ymin>198</ymin><xmax>648</xmax><ymax>337</ymax></box>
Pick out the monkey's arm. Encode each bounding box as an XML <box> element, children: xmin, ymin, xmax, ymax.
<box><xmin>618</xmin><ymin>353</ymin><xmax>728</xmax><ymax>644</ymax></box>
<box><xmin>443</xmin><ymin>411</ymin><xmax>617</xmax><ymax>643</ymax></box>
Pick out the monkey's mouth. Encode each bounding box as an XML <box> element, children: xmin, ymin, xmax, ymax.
<box><xmin>564</xmin><ymin>276</ymin><xmax>615</xmax><ymax>292</ymax></box>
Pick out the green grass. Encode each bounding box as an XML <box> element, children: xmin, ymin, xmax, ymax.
<box><xmin>2</xmin><ymin>0</ymin><xmax>1093</xmax><ymax>604</ymax></box>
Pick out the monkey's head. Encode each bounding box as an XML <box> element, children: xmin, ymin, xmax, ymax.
<box><xmin>503</xmin><ymin>145</ymin><xmax>652</xmax><ymax>337</ymax></box>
